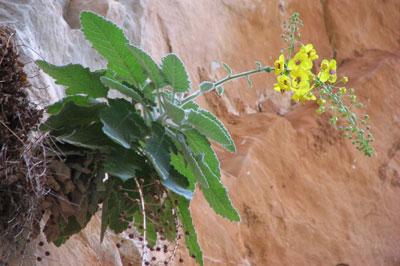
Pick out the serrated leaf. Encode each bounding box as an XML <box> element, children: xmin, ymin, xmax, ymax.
<box><xmin>176</xmin><ymin>133</ymin><xmax>209</xmax><ymax>188</ymax></box>
<box><xmin>184</xmin><ymin>129</ymin><xmax>220</xmax><ymax>180</ymax></box>
<box><xmin>199</xmin><ymin>81</ymin><xmax>214</xmax><ymax>92</ymax></box>
<box><xmin>183</xmin><ymin>129</ymin><xmax>239</xmax><ymax>221</ymax></box>
<box><xmin>58</xmin><ymin>123</ymin><xmax>115</xmax><ymax>151</ymax></box>
<box><xmin>176</xmin><ymin>196</ymin><xmax>203</xmax><ymax>266</ymax></box>
<box><xmin>164</xmin><ymin>100</ymin><xmax>186</xmax><ymax>124</ymax></box>
<box><xmin>80</xmin><ymin>12</ymin><xmax>145</xmax><ymax>86</ymax></box>
<box><xmin>188</xmin><ymin>110</ymin><xmax>235</xmax><ymax>152</ymax></box>
<box><xmin>200</xmin><ymin>170</ymin><xmax>240</xmax><ymax>221</ymax></box>
<box><xmin>162</xmin><ymin>54</ymin><xmax>190</xmax><ymax>92</ymax></box>
<box><xmin>171</xmin><ymin>152</ymin><xmax>196</xmax><ymax>191</ymax></box>
<box><xmin>100</xmin><ymin>76</ymin><xmax>143</xmax><ymax>103</ymax></box>
<box><xmin>53</xmin><ymin>217</ymin><xmax>83</xmax><ymax>247</ymax></box>
<box><xmin>103</xmin><ymin>147</ymin><xmax>142</xmax><ymax>181</ymax></box>
<box><xmin>100</xmin><ymin>99</ymin><xmax>146</xmax><ymax>149</ymax></box>
<box><xmin>145</xmin><ymin>124</ymin><xmax>193</xmax><ymax>199</ymax></box>
<box><xmin>145</xmin><ymin>123</ymin><xmax>173</xmax><ymax>181</ymax></box>
<box><xmin>37</xmin><ymin>60</ymin><xmax>108</xmax><ymax>98</ymax></box>
<box><xmin>47</xmin><ymin>95</ymin><xmax>99</xmax><ymax>115</ymax></box>
<box><xmin>133</xmin><ymin>212</ymin><xmax>157</xmax><ymax>246</ymax></box>
<box><xmin>126</xmin><ymin>44</ymin><xmax>165</xmax><ymax>89</ymax></box>
<box><xmin>182</xmin><ymin>101</ymin><xmax>200</xmax><ymax>111</ymax></box>
<box><xmin>101</xmin><ymin>178</ymin><xmax>140</xmax><ymax>234</ymax></box>
<box><xmin>41</xmin><ymin>101</ymin><xmax>105</xmax><ymax>134</ymax></box>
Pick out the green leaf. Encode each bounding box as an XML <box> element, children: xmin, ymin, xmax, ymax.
<box><xmin>126</xmin><ymin>45</ymin><xmax>165</xmax><ymax>89</ymax></box>
<box><xmin>53</xmin><ymin>216</ymin><xmax>83</xmax><ymax>247</ymax></box>
<box><xmin>184</xmin><ymin>129</ymin><xmax>220</xmax><ymax>180</ymax></box>
<box><xmin>101</xmin><ymin>178</ymin><xmax>140</xmax><ymax>238</ymax></box>
<box><xmin>184</xmin><ymin>129</ymin><xmax>239</xmax><ymax>221</ymax></box>
<box><xmin>41</xmin><ymin>101</ymin><xmax>105</xmax><ymax>134</ymax></box>
<box><xmin>216</xmin><ymin>86</ymin><xmax>224</xmax><ymax>96</ymax></box>
<box><xmin>58</xmin><ymin>123</ymin><xmax>115</xmax><ymax>151</ymax></box>
<box><xmin>145</xmin><ymin>123</ymin><xmax>172</xmax><ymax>181</ymax></box>
<box><xmin>164</xmin><ymin>100</ymin><xmax>186</xmax><ymax>124</ymax></box>
<box><xmin>188</xmin><ymin>110</ymin><xmax>235</xmax><ymax>152</ymax></box>
<box><xmin>145</xmin><ymin>124</ymin><xmax>193</xmax><ymax>199</ymax></box>
<box><xmin>100</xmin><ymin>76</ymin><xmax>143</xmax><ymax>103</ymax></box>
<box><xmin>222</xmin><ymin>63</ymin><xmax>233</xmax><ymax>75</ymax></box>
<box><xmin>199</xmin><ymin>81</ymin><xmax>214</xmax><ymax>92</ymax></box>
<box><xmin>103</xmin><ymin>147</ymin><xmax>142</xmax><ymax>181</ymax></box>
<box><xmin>80</xmin><ymin>11</ymin><xmax>145</xmax><ymax>86</ymax></box>
<box><xmin>161</xmin><ymin>54</ymin><xmax>191</xmax><ymax>92</ymax></box>
<box><xmin>182</xmin><ymin>101</ymin><xmax>200</xmax><ymax>111</ymax></box>
<box><xmin>47</xmin><ymin>95</ymin><xmax>99</xmax><ymax>115</ymax></box>
<box><xmin>133</xmin><ymin>212</ymin><xmax>157</xmax><ymax>246</ymax></box>
<box><xmin>200</xmin><ymin>169</ymin><xmax>240</xmax><ymax>221</ymax></box>
<box><xmin>37</xmin><ymin>61</ymin><xmax>108</xmax><ymax>98</ymax></box>
<box><xmin>176</xmin><ymin>133</ymin><xmax>209</xmax><ymax>189</ymax></box>
<box><xmin>100</xmin><ymin>99</ymin><xmax>146</xmax><ymax>149</ymax></box>
<box><xmin>171</xmin><ymin>152</ymin><xmax>196</xmax><ymax>191</ymax></box>
<box><xmin>176</xmin><ymin>196</ymin><xmax>203</xmax><ymax>266</ymax></box>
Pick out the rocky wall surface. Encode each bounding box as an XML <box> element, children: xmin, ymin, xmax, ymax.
<box><xmin>1</xmin><ymin>0</ymin><xmax>399</xmax><ymax>265</ymax></box>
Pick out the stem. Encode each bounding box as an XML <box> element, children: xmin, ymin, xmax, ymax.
<box><xmin>181</xmin><ymin>66</ymin><xmax>273</xmax><ymax>105</ymax></box>
<box><xmin>134</xmin><ymin>178</ymin><xmax>147</xmax><ymax>266</ymax></box>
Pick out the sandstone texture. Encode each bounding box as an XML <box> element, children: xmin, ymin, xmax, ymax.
<box><xmin>1</xmin><ymin>0</ymin><xmax>399</xmax><ymax>265</ymax></box>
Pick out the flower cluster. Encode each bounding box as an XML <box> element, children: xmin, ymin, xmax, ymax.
<box><xmin>272</xmin><ymin>43</ymin><xmax>374</xmax><ymax>156</ymax></box>
<box><xmin>274</xmin><ymin>43</ymin><xmax>333</xmax><ymax>102</ymax></box>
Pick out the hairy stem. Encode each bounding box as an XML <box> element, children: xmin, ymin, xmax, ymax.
<box><xmin>181</xmin><ymin>66</ymin><xmax>273</xmax><ymax>105</ymax></box>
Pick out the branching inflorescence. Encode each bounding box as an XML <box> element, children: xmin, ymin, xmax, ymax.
<box><xmin>35</xmin><ymin>12</ymin><xmax>374</xmax><ymax>266</ymax></box>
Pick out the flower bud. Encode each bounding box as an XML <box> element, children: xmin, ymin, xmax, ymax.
<box><xmin>317</xmin><ymin>98</ymin><xmax>326</xmax><ymax>106</ymax></box>
<box><xmin>341</xmin><ymin>76</ymin><xmax>349</xmax><ymax>84</ymax></box>
<box><xmin>339</xmin><ymin>87</ymin><xmax>347</xmax><ymax>95</ymax></box>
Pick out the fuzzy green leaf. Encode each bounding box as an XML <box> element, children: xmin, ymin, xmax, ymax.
<box><xmin>100</xmin><ymin>99</ymin><xmax>146</xmax><ymax>149</ymax></box>
<box><xmin>145</xmin><ymin>124</ymin><xmax>193</xmax><ymax>199</ymax></box>
<box><xmin>58</xmin><ymin>123</ymin><xmax>115</xmax><ymax>151</ymax></box>
<box><xmin>200</xmin><ymin>171</ymin><xmax>240</xmax><ymax>221</ymax></box>
<box><xmin>103</xmin><ymin>148</ymin><xmax>142</xmax><ymax>181</ymax></box>
<box><xmin>101</xmin><ymin>178</ymin><xmax>140</xmax><ymax>241</ymax></box>
<box><xmin>184</xmin><ymin>130</ymin><xmax>239</xmax><ymax>221</ymax></box>
<box><xmin>47</xmin><ymin>95</ymin><xmax>99</xmax><ymax>115</ymax></box>
<box><xmin>126</xmin><ymin>45</ymin><xmax>165</xmax><ymax>89</ymax></box>
<box><xmin>171</xmin><ymin>152</ymin><xmax>196</xmax><ymax>191</ymax></box>
<box><xmin>199</xmin><ymin>81</ymin><xmax>214</xmax><ymax>92</ymax></box>
<box><xmin>176</xmin><ymin>196</ymin><xmax>203</xmax><ymax>266</ymax></box>
<box><xmin>162</xmin><ymin>54</ymin><xmax>190</xmax><ymax>92</ymax></box>
<box><xmin>176</xmin><ymin>133</ymin><xmax>209</xmax><ymax>189</ymax></box>
<box><xmin>41</xmin><ymin>101</ymin><xmax>105</xmax><ymax>134</ymax></box>
<box><xmin>80</xmin><ymin>12</ymin><xmax>145</xmax><ymax>86</ymax></box>
<box><xmin>188</xmin><ymin>110</ymin><xmax>235</xmax><ymax>152</ymax></box>
<box><xmin>164</xmin><ymin>100</ymin><xmax>186</xmax><ymax>124</ymax></box>
<box><xmin>184</xmin><ymin>129</ymin><xmax>220</xmax><ymax>180</ymax></box>
<box><xmin>100</xmin><ymin>76</ymin><xmax>143</xmax><ymax>103</ymax></box>
<box><xmin>36</xmin><ymin>61</ymin><xmax>108</xmax><ymax>98</ymax></box>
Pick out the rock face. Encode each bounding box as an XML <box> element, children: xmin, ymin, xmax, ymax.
<box><xmin>1</xmin><ymin>0</ymin><xmax>400</xmax><ymax>265</ymax></box>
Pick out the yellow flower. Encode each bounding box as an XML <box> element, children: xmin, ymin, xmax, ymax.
<box><xmin>273</xmin><ymin>75</ymin><xmax>291</xmax><ymax>93</ymax></box>
<box><xmin>290</xmin><ymin>68</ymin><xmax>310</xmax><ymax>90</ymax></box>
<box><xmin>341</xmin><ymin>76</ymin><xmax>349</xmax><ymax>84</ymax></box>
<box><xmin>288</xmin><ymin>50</ymin><xmax>313</xmax><ymax>70</ymax></box>
<box><xmin>274</xmin><ymin>54</ymin><xmax>285</xmax><ymax>75</ymax></box>
<box><xmin>318</xmin><ymin>59</ymin><xmax>337</xmax><ymax>83</ymax></box>
<box><xmin>291</xmin><ymin>87</ymin><xmax>316</xmax><ymax>102</ymax></box>
<box><xmin>300</xmin><ymin>44</ymin><xmax>319</xmax><ymax>61</ymax></box>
